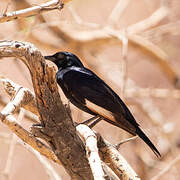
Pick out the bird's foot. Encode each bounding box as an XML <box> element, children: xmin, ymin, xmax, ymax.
<box><xmin>74</xmin><ymin>115</ymin><xmax>97</xmax><ymax>126</ymax></box>
<box><xmin>64</xmin><ymin>102</ymin><xmax>72</xmax><ymax>119</ymax></box>
<box><xmin>81</xmin><ymin>115</ymin><xmax>99</xmax><ymax>125</ymax></box>
<box><xmin>75</xmin><ymin>116</ymin><xmax>103</xmax><ymax>128</ymax></box>
<box><xmin>88</xmin><ymin>117</ymin><xmax>103</xmax><ymax>128</ymax></box>
<box><xmin>31</xmin><ymin>123</ymin><xmax>52</xmax><ymax>142</ymax></box>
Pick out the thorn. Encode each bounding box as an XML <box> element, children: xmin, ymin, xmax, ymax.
<box><xmin>115</xmin><ymin>136</ymin><xmax>138</xmax><ymax>150</ymax></box>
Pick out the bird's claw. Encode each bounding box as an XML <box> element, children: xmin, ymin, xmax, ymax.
<box><xmin>31</xmin><ymin>123</ymin><xmax>52</xmax><ymax>142</ymax></box>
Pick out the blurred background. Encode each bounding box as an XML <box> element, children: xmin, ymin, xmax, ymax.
<box><xmin>0</xmin><ymin>0</ymin><xmax>180</xmax><ymax>179</ymax></box>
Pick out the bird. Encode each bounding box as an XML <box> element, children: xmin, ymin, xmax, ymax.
<box><xmin>44</xmin><ymin>51</ymin><xmax>161</xmax><ymax>157</ymax></box>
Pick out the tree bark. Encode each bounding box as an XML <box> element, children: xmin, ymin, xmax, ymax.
<box><xmin>0</xmin><ymin>40</ymin><xmax>93</xmax><ymax>180</ymax></box>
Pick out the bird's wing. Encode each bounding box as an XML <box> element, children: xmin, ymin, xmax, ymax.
<box><xmin>59</xmin><ymin>67</ymin><xmax>139</xmax><ymax>128</ymax></box>
<box><xmin>58</xmin><ymin>67</ymin><xmax>161</xmax><ymax>157</ymax></box>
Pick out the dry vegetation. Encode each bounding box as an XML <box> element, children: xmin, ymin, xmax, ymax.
<box><xmin>0</xmin><ymin>0</ymin><xmax>180</xmax><ymax>179</ymax></box>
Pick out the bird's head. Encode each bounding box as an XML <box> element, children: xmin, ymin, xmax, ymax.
<box><xmin>44</xmin><ymin>52</ymin><xmax>84</xmax><ymax>70</ymax></box>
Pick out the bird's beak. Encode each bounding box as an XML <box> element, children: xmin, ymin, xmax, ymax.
<box><xmin>44</xmin><ymin>55</ymin><xmax>55</xmax><ymax>62</ymax></box>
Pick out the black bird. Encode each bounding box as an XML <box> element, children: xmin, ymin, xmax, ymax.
<box><xmin>44</xmin><ymin>52</ymin><xmax>161</xmax><ymax>157</ymax></box>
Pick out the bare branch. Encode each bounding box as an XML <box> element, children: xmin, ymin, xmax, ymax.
<box><xmin>76</xmin><ymin>124</ymin><xmax>105</xmax><ymax>180</ymax></box>
<box><xmin>0</xmin><ymin>40</ymin><xmax>93</xmax><ymax>179</ymax></box>
<box><xmin>143</xmin><ymin>21</ymin><xmax>180</xmax><ymax>39</ymax></box>
<box><xmin>108</xmin><ymin>0</ymin><xmax>131</xmax><ymax>26</ymax></box>
<box><xmin>127</xmin><ymin>6</ymin><xmax>169</xmax><ymax>34</ymax></box>
<box><xmin>120</xmin><ymin>30</ymin><xmax>128</xmax><ymax>98</ymax></box>
<box><xmin>0</xmin><ymin>0</ymin><xmax>66</xmax><ymax>23</ymax></box>
<box><xmin>76</xmin><ymin>124</ymin><xmax>140</xmax><ymax>180</ymax></box>
<box><xmin>115</xmin><ymin>136</ymin><xmax>138</xmax><ymax>150</ymax></box>
<box><xmin>0</xmin><ymin>75</ymin><xmax>60</xmax><ymax>164</ymax></box>
<box><xmin>0</xmin><ymin>75</ymin><xmax>38</xmax><ymax>115</ymax></box>
<box><xmin>97</xmin><ymin>134</ymin><xmax>140</xmax><ymax>180</ymax></box>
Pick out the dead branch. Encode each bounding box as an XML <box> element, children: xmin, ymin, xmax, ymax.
<box><xmin>0</xmin><ymin>40</ymin><xmax>93</xmax><ymax>179</ymax></box>
<box><xmin>76</xmin><ymin>124</ymin><xmax>105</xmax><ymax>180</ymax></box>
<box><xmin>97</xmin><ymin>134</ymin><xmax>140</xmax><ymax>180</ymax></box>
<box><xmin>0</xmin><ymin>95</ymin><xmax>39</xmax><ymax>123</ymax></box>
<box><xmin>76</xmin><ymin>124</ymin><xmax>140</xmax><ymax>180</ymax></box>
<box><xmin>107</xmin><ymin>0</ymin><xmax>131</xmax><ymax>26</ymax></box>
<box><xmin>0</xmin><ymin>0</ymin><xmax>66</xmax><ymax>23</ymax></box>
<box><xmin>0</xmin><ymin>75</ymin><xmax>60</xmax><ymax>164</ymax></box>
<box><xmin>127</xmin><ymin>6</ymin><xmax>169</xmax><ymax>34</ymax></box>
<box><xmin>0</xmin><ymin>75</ymin><xmax>38</xmax><ymax>115</ymax></box>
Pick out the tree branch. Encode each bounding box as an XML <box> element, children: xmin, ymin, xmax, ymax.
<box><xmin>97</xmin><ymin>134</ymin><xmax>140</xmax><ymax>180</ymax></box>
<box><xmin>0</xmin><ymin>75</ymin><xmax>60</xmax><ymax>164</ymax></box>
<box><xmin>76</xmin><ymin>124</ymin><xmax>106</xmax><ymax>180</ymax></box>
<box><xmin>0</xmin><ymin>0</ymin><xmax>66</xmax><ymax>23</ymax></box>
<box><xmin>0</xmin><ymin>40</ymin><xmax>93</xmax><ymax>179</ymax></box>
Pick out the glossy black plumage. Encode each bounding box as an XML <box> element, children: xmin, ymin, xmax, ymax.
<box><xmin>44</xmin><ymin>52</ymin><xmax>161</xmax><ymax>157</ymax></box>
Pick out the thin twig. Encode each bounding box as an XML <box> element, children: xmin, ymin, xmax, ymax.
<box><xmin>108</xmin><ymin>0</ymin><xmax>131</xmax><ymax>25</ymax></box>
<box><xmin>2</xmin><ymin>0</ymin><xmax>11</xmax><ymax>16</ymax></box>
<box><xmin>115</xmin><ymin>136</ymin><xmax>138</xmax><ymax>150</ymax></box>
<box><xmin>120</xmin><ymin>30</ymin><xmax>128</xmax><ymax>98</ymax></box>
<box><xmin>127</xmin><ymin>6</ymin><xmax>169</xmax><ymax>34</ymax></box>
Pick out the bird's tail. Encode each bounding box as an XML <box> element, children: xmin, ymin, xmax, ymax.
<box><xmin>136</xmin><ymin>126</ymin><xmax>161</xmax><ymax>158</ymax></box>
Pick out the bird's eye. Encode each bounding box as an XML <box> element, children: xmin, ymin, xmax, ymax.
<box><xmin>57</xmin><ymin>53</ymin><xmax>65</xmax><ymax>59</ymax></box>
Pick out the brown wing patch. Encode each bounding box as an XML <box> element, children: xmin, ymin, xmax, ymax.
<box><xmin>85</xmin><ymin>99</ymin><xmax>137</xmax><ymax>135</ymax></box>
<box><xmin>85</xmin><ymin>99</ymin><xmax>117</xmax><ymax>123</ymax></box>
